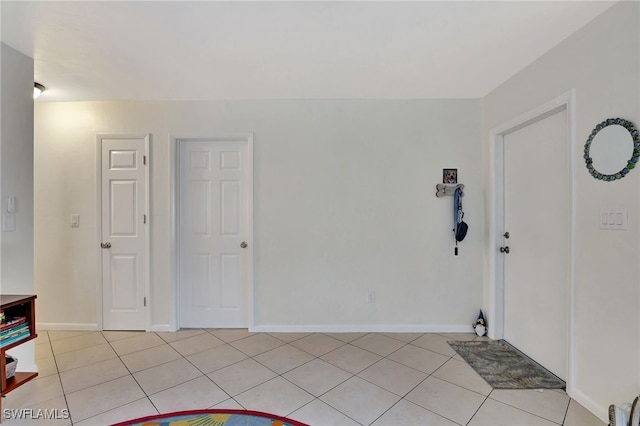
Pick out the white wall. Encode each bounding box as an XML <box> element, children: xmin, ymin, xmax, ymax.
<box><xmin>34</xmin><ymin>99</ymin><xmax>483</xmax><ymax>332</ymax></box>
<box><xmin>1</xmin><ymin>43</ymin><xmax>34</xmax><ymax>292</ymax></box>
<box><xmin>483</xmin><ymin>2</ymin><xmax>639</xmax><ymax>421</ymax></box>
<box><xmin>0</xmin><ymin>42</ymin><xmax>36</xmax><ymax>371</ymax></box>
<box><xmin>0</xmin><ymin>6</ymin><xmax>3</xmax><ymax>284</ymax></box>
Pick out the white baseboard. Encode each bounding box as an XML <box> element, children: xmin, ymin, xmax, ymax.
<box><xmin>250</xmin><ymin>324</ymin><xmax>475</xmax><ymax>333</ymax></box>
<box><xmin>37</xmin><ymin>323</ymin><xmax>178</xmax><ymax>332</ymax></box>
<box><xmin>569</xmin><ymin>388</ymin><xmax>608</xmax><ymax>423</ymax></box>
<box><xmin>37</xmin><ymin>323</ymin><xmax>99</xmax><ymax>331</ymax></box>
<box><xmin>37</xmin><ymin>322</ymin><xmax>475</xmax><ymax>335</ymax></box>
<box><xmin>150</xmin><ymin>324</ymin><xmax>177</xmax><ymax>332</ymax></box>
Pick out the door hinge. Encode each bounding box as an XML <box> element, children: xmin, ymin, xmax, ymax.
<box><xmin>144</xmin><ymin>297</ymin><xmax>147</xmax><ymax>307</ymax></box>
<box><xmin>144</xmin><ymin>214</ymin><xmax>147</xmax><ymax>224</ymax></box>
<box><xmin>143</xmin><ymin>155</ymin><xmax>147</xmax><ymax>165</ymax></box>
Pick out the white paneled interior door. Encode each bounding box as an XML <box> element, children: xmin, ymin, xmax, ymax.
<box><xmin>503</xmin><ymin>109</ymin><xmax>569</xmax><ymax>380</ymax></box>
<box><xmin>178</xmin><ymin>137</ymin><xmax>252</xmax><ymax>328</ymax></box>
<box><xmin>100</xmin><ymin>135</ymin><xmax>149</xmax><ymax>331</ymax></box>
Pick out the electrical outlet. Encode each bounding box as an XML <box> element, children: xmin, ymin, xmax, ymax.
<box><xmin>367</xmin><ymin>291</ymin><xmax>376</xmax><ymax>304</ymax></box>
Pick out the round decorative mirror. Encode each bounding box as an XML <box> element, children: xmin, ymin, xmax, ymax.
<box><xmin>584</xmin><ymin>118</ymin><xmax>640</xmax><ymax>181</ymax></box>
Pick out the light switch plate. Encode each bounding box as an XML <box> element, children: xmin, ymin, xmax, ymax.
<box><xmin>599</xmin><ymin>208</ymin><xmax>627</xmax><ymax>230</ymax></box>
<box><xmin>71</xmin><ymin>214</ymin><xmax>80</xmax><ymax>228</ymax></box>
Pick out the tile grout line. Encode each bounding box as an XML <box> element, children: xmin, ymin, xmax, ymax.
<box><xmin>118</xmin><ymin>331</ymin><xmax>296</xmax><ymax>413</ymax></box>
<box><xmin>67</xmin><ymin>331</ymin><xmax>453</xmax><ymax>426</ymax></box>
<box><xmin>233</xmin><ymin>333</ymin><xmax>372</xmax><ymax>425</ymax></box>
<box><xmin>288</xmin><ymin>334</ymin><xmax>415</xmax><ymax>425</ymax></box>
<box><xmin>561</xmin><ymin>399</ymin><xmax>572</xmax><ymax>425</ymax></box>
<box><xmin>58</xmin><ymin>331</ymin><xmax>163</xmax><ymax>423</ymax></box>
<box><xmin>482</xmin><ymin>393</ymin><xmax>568</xmax><ymax>425</ymax></box>
<box><xmin>377</xmin><ymin>347</ymin><xmax>463</xmax><ymax>426</ymax></box>
<box><xmin>465</xmin><ymin>394</ymin><xmax>491</xmax><ymax>426</ymax></box>
<box><xmin>170</xmin><ymin>329</ymin><xmax>256</xmax><ymax>411</ymax></box>
<box><xmin>31</xmin><ymin>330</ymin><xmax>590</xmax><ymax>426</ymax></box>
<box><xmin>360</xmin><ymin>333</ymin><xmax>492</xmax><ymax>425</ymax></box>
<box><xmin>219</xmin><ymin>333</ymin><xmax>318</xmax><ymax>417</ymax></box>
<box><xmin>266</xmin><ymin>333</ymin><xmax>443</xmax><ymax>425</ymax></box>
<box><xmin>175</xmin><ymin>334</ymin><xmax>237</xmax><ymax>409</ymax></box>
<box><xmin>241</xmin><ymin>335</ymin><xmax>356</xmax><ymax>422</ymax></box>
<box><xmin>47</xmin><ymin>331</ymin><xmax>74</xmax><ymax>426</ymax></box>
<box><xmin>118</xmin><ymin>336</ymin><xmax>277</xmax><ymax>404</ymax></box>
<box><xmin>72</xmin><ymin>331</ymin><xmax>161</xmax><ymax>424</ymax></box>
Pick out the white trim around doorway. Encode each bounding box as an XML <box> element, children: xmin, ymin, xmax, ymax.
<box><xmin>168</xmin><ymin>134</ymin><xmax>254</xmax><ymax>332</ymax></box>
<box><xmin>487</xmin><ymin>90</ymin><xmax>576</xmax><ymax>394</ymax></box>
<box><xmin>95</xmin><ymin>133</ymin><xmax>151</xmax><ymax>332</ymax></box>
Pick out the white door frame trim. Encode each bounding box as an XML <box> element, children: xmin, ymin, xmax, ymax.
<box><xmin>95</xmin><ymin>134</ymin><xmax>151</xmax><ymax>332</ymax></box>
<box><xmin>488</xmin><ymin>90</ymin><xmax>576</xmax><ymax>393</ymax></box>
<box><xmin>169</xmin><ymin>134</ymin><xmax>254</xmax><ymax>332</ymax></box>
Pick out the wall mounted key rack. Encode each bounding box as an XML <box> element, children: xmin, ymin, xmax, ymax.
<box><xmin>435</xmin><ymin>183</ymin><xmax>464</xmax><ymax>197</ymax></box>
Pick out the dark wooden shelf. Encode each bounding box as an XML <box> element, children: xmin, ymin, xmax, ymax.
<box><xmin>1</xmin><ymin>294</ymin><xmax>38</xmax><ymax>418</ymax></box>
<box><xmin>1</xmin><ymin>371</ymin><xmax>38</xmax><ymax>395</ymax></box>
<box><xmin>0</xmin><ymin>334</ymin><xmax>37</xmax><ymax>352</ymax></box>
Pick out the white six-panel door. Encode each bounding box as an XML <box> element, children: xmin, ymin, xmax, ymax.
<box><xmin>503</xmin><ymin>109</ymin><xmax>569</xmax><ymax>380</ymax></box>
<box><xmin>178</xmin><ymin>138</ymin><xmax>252</xmax><ymax>328</ymax></box>
<box><xmin>100</xmin><ymin>135</ymin><xmax>149</xmax><ymax>331</ymax></box>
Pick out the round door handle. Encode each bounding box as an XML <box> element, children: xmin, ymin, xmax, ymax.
<box><xmin>101</xmin><ymin>242</ymin><xmax>111</xmax><ymax>249</ymax></box>
<box><xmin>240</xmin><ymin>241</ymin><xmax>248</xmax><ymax>249</ymax></box>
<box><xmin>499</xmin><ymin>246</ymin><xmax>510</xmax><ymax>254</ymax></box>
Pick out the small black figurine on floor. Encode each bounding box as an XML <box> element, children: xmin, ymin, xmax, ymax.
<box><xmin>473</xmin><ymin>310</ymin><xmax>487</xmax><ymax>336</ymax></box>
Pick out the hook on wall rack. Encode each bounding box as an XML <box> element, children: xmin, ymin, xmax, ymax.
<box><xmin>435</xmin><ymin>183</ymin><xmax>464</xmax><ymax>197</ymax></box>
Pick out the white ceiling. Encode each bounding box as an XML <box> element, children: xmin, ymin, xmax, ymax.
<box><xmin>1</xmin><ymin>1</ymin><xmax>615</xmax><ymax>102</ymax></box>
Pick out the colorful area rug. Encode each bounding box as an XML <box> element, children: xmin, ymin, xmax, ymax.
<box><xmin>111</xmin><ymin>409</ymin><xmax>309</xmax><ymax>426</ymax></box>
<box><xmin>448</xmin><ymin>340</ymin><xmax>566</xmax><ymax>390</ymax></box>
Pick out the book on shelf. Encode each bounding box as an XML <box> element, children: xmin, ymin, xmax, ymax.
<box><xmin>1</xmin><ymin>324</ymin><xmax>29</xmax><ymax>339</ymax></box>
<box><xmin>0</xmin><ymin>316</ymin><xmax>26</xmax><ymax>332</ymax></box>
<box><xmin>0</xmin><ymin>330</ymin><xmax>30</xmax><ymax>348</ymax></box>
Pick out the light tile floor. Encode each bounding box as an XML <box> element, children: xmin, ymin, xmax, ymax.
<box><xmin>1</xmin><ymin>329</ymin><xmax>605</xmax><ymax>426</ymax></box>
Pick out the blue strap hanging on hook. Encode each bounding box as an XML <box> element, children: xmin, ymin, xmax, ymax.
<box><xmin>453</xmin><ymin>187</ymin><xmax>461</xmax><ymax>233</ymax></box>
<box><xmin>453</xmin><ymin>187</ymin><xmax>468</xmax><ymax>255</ymax></box>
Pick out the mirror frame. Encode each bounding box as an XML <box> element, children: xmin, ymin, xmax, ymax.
<box><xmin>584</xmin><ymin>118</ymin><xmax>640</xmax><ymax>181</ymax></box>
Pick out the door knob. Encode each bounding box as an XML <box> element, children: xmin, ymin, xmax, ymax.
<box><xmin>101</xmin><ymin>242</ymin><xmax>111</xmax><ymax>249</ymax></box>
<box><xmin>240</xmin><ymin>241</ymin><xmax>248</xmax><ymax>248</ymax></box>
<box><xmin>499</xmin><ymin>246</ymin><xmax>510</xmax><ymax>254</ymax></box>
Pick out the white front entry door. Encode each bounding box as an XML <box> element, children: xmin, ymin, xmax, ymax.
<box><xmin>178</xmin><ymin>137</ymin><xmax>252</xmax><ymax>328</ymax></box>
<box><xmin>503</xmin><ymin>109</ymin><xmax>569</xmax><ymax>380</ymax></box>
<box><xmin>100</xmin><ymin>135</ymin><xmax>149</xmax><ymax>331</ymax></box>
